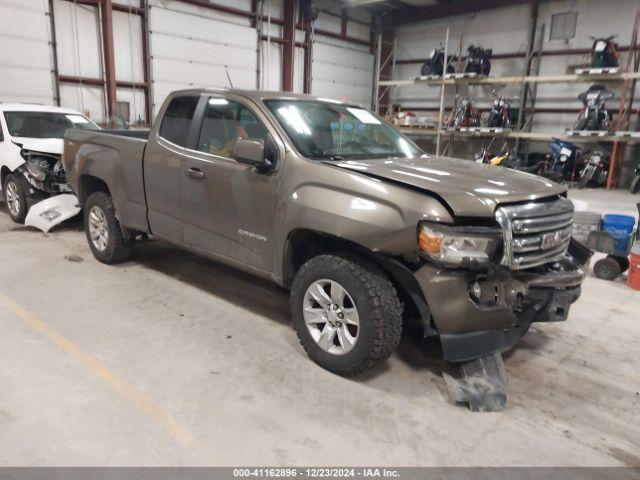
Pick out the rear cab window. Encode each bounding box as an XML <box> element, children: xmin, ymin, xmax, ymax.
<box><xmin>158</xmin><ymin>96</ymin><xmax>200</xmax><ymax>147</ymax></box>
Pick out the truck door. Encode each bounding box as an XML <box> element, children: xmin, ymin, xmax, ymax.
<box><xmin>180</xmin><ymin>95</ymin><xmax>281</xmax><ymax>273</ymax></box>
<box><xmin>144</xmin><ymin>94</ymin><xmax>200</xmax><ymax>241</ymax></box>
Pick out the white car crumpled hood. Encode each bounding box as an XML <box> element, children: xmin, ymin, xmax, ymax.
<box><xmin>24</xmin><ymin>194</ymin><xmax>81</xmax><ymax>233</ymax></box>
<box><xmin>11</xmin><ymin>137</ymin><xmax>64</xmax><ymax>155</ymax></box>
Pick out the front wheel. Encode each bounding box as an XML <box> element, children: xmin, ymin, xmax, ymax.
<box><xmin>631</xmin><ymin>176</ymin><xmax>640</xmax><ymax>194</ymax></box>
<box><xmin>84</xmin><ymin>191</ymin><xmax>134</xmax><ymax>264</ymax></box>
<box><xmin>290</xmin><ymin>254</ymin><xmax>403</xmax><ymax>377</ymax></box>
<box><xmin>2</xmin><ymin>173</ymin><xmax>29</xmax><ymax>224</ymax></box>
<box><xmin>578</xmin><ymin>166</ymin><xmax>593</xmax><ymax>189</ymax></box>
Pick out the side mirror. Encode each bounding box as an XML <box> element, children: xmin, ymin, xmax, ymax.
<box><xmin>233</xmin><ymin>138</ymin><xmax>270</xmax><ymax>170</ymax></box>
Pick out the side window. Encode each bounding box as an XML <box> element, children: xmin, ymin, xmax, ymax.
<box><xmin>197</xmin><ymin>98</ymin><xmax>269</xmax><ymax>158</ymax></box>
<box><xmin>158</xmin><ymin>96</ymin><xmax>199</xmax><ymax>147</ymax></box>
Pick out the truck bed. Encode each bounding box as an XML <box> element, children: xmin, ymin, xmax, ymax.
<box><xmin>63</xmin><ymin>128</ymin><xmax>150</xmax><ymax>233</ymax></box>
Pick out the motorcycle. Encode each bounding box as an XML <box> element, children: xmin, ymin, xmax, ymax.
<box><xmin>448</xmin><ymin>96</ymin><xmax>480</xmax><ymax>128</ymax></box>
<box><xmin>463</xmin><ymin>45</ymin><xmax>492</xmax><ymax>76</ymax></box>
<box><xmin>574</xmin><ymin>84</ymin><xmax>614</xmax><ymax>131</ymax></box>
<box><xmin>631</xmin><ymin>164</ymin><xmax>640</xmax><ymax>194</ymax></box>
<box><xmin>590</xmin><ymin>35</ymin><xmax>619</xmax><ymax>69</ymax></box>
<box><xmin>578</xmin><ymin>149</ymin><xmax>609</xmax><ymax>188</ymax></box>
<box><xmin>484</xmin><ymin>91</ymin><xmax>517</xmax><ymax>128</ymax></box>
<box><xmin>544</xmin><ymin>139</ymin><xmax>582</xmax><ymax>183</ymax></box>
<box><xmin>420</xmin><ymin>46</ymin><xmax>456</xmax><ymax>76</ymax></box>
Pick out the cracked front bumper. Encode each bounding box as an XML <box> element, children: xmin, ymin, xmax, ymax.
<box><xmin>415</xmin><ymin>239</ymin><xmax>590</xmax><ymax>362</ymax></box>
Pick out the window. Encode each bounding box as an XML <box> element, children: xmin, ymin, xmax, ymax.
<box><xmin>3</xmin><ymin>111</ymin><xmax>98</xmax><ymax>138</ymax></box>
<box><xmin>115</xmin><ymin>101</ymin><xmax>130</xmax><ymax>122</ymax></box>
<box><xmin>550</xmin><ymin>11</ymin><xmax>577</xmax><ymax>41</ymax></box>
<box><xmin>265</xmin><ymin>100</ymin><xmax>422</xmax><ymax>160</ymax></box>
<box><xmin>158</xmin><ymin>96</ymin><xmax>199</xmax><ymax>147</ymax></box>
<box><xmin>197</xmin><ymin>98</ymin><xmax>270</xmax><ymax>158</ymax></box>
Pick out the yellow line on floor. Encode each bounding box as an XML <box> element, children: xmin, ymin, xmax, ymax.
<box><xmin>0</xmin><ymin>291</ymin><xmax>196</xmax><ymax>448</ymax></box>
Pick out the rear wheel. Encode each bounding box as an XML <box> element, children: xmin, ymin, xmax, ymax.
<box><xmin>84</xmin><ymin>191</ymin><xmax>134</xmax><ymax>264</ymax></box>
<box><xmin>2</xmin><ymin>173</ymin><xmax>28</xmax><ymax>223</ymax></box>
<box><xmin>291</xmin><ymin>254</ymin><xmax>403</xmax><ymax>377</ymax></box>
<box><xmin>593</xmin><ymin>256</ymin><xmax>621</xmax><ymax>281</ymax></box>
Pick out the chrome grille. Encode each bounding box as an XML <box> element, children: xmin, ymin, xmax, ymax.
<box><xmin>496</xmin><ymin>197</ymin><xmax>574</xmax><ymax>270</ymax></box>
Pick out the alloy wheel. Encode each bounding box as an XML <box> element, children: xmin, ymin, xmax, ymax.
<box><xmin>5</xmin><ymin>181</ymin><xmax>21</xmax><ymax>217</ymax></box>
<box><xmin>303</xmin><ymin>279</ymin><xmax>360</xmax><ymax>355</ymax></box>
<box><xmin>88</xmin><ymin>205</ymin><xmax>109</xmax><ymax>251</ymax></box>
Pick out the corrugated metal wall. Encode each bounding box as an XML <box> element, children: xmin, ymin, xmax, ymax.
<box><xmin>0</xmin><ymin>0</ymin><xmax>55</xmax><ymax>104</ymax></box>
<box><xmin>0</xmin><ymin>0</ymin><xmax>375</xmax><ymax>124</ymax></box>
<box><xmin>148</xmin><ymin>0</ymin><xmax>257</xmax><ymax>116</ymax></box>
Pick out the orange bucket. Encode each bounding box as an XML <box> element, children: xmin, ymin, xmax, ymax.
<box><xmin>629</xmin><ymin>251</ymin><xmax>640</xmax><ymax>291</ymax></box>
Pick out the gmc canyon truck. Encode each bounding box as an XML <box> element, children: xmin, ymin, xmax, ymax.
<box><xmin>63</xmin><ymin>89</ymin><xmax>589</xmax><ymax>378</ymax></box>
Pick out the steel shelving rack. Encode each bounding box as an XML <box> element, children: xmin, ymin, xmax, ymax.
<box><xmin>374</xmin><ymin>9</ymin><xmax>640</xmax><ymax>189</ymax></box>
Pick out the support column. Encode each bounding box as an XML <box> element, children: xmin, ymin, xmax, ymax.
<box><xmin>282</xmin><ymin>0</ymin><xmax>296</xmax><ymax>91</ymax></box>
<box><xmin>101</xmin><ymin>0</ymin><xmax>117</xmax><ymax>117</ymax></box>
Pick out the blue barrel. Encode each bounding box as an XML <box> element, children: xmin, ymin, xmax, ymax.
<box><xmin>602</xmin><ymin>214</ymin><xmax>637</xmax><ymax>253</ymax></box>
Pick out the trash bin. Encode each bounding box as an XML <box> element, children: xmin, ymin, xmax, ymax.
<box><xmin>602</xmin><ymin>214</ymin><xmax>636</xmax><ymax>253</ymax></box>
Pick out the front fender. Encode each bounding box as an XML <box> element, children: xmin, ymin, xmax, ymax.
<box><xmin>272</xmin><ymin>168</ymin><xmax>453</xmax><ymax>282</ymax></box>
<box><xmin>1</xmin><ymin>142</ymin><xmax>25</xmax><ymax>174</ymax></box>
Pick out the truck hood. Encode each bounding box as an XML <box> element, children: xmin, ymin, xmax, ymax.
<box><xmin>11</xmin><ymin>137</ymin><xmax>64</xmax><ymax>155</ymax></box>
<box><xmin>332</xmin><ymin>156</ymin><xmax>566</xmax><ymax>217</ymax></box>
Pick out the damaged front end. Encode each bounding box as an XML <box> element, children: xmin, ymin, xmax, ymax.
<box><xmin>19</xmin><ymin>148</ymin><xmax>72</xmax><ymax>197</ymax></box>
<box><xmin>409</xmin><ymin>196</ymin><xmax>591</xmax><ymax>362</ymax></box>
<box><xmin>16</xmin><ymin>148</ymin><xmax>80</xmax><ymax>232</ymax></box>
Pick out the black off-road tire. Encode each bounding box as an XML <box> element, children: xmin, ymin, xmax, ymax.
<box><xmin>593</xmin><ymin>256</ymin><xmax>621</xmax><ymax>281</ymax></box>
<box><xmin>84</xmin><ymin>191</ymin><xmax>134</xmax><ymax>264</ymax></box>
<box><xmin>2</xmin><ymin>173</ymin><xmax>29</xmax><ymax>223</ymax></box>
<box><xmin>290</xmin><ymin>254</ymin><xmax>403</xmax><ymax>377</ymax></box>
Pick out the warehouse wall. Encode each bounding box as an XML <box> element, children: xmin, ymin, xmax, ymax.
<box><xmin>0</xmin><ymin>0</ymin><xmax>374</xmax><ymax>125</ymax></box>
<box><xmin>54</xmin><ymin>0</ymin><xmax>106</xmax><ymax>122</ymax></box>
<box><xmin>0</xmin><ymin>0</ymin><xmax>56</xmax><ymax>104</ymax></box>
<box><xmin>391</xmin><ymin>0</ymin><xmax>640</xmax><ymax>134</ymax></box>
<box><xmin>310</xmin><ymin>1</ymin><xmax>374</xmax><ymax>107</ymax></box>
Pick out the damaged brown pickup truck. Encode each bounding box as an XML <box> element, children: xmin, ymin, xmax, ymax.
<box><xmin>63</xmin><ymin>89</ymin><xmax>589</xmax><ymax>382</ymax></box>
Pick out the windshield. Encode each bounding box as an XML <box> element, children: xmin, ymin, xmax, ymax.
<box><xmin>265</xmin><ymin>100</ymin><xmax>423</xmax><ymax>160</ymax></box>
<box><xmin>3</xmin><ymin>111</ymin><xmax>99</xmax><ymax>139</ymax></box>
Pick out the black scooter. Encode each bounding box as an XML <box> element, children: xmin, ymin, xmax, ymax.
<box><xmin>574</xmin><ymin>84</ymin><xmax>614</xmax><ymax>131</ymax></box>
<box><xmin>420</xmin><ymin>46</ymin><xmax>456</xmax><ymax>76</ymax></box>
<box><xmin>463</xmin><ymin>45</ymin><xmax>492</xmax><ymax>76</ymax></box>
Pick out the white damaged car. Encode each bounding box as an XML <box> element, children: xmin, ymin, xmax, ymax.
<box><xmin>0</xmin><ymin>104</ymin><xmax>99</xmax><ymax>231</ymax></box>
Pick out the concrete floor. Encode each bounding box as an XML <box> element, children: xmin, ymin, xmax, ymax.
<box><xmin>0</xmin><ymin>189</ymin><xmax>639</xmax><ymax>467</ymax></box>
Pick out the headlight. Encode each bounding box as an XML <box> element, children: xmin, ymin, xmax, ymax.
<box><xmin>418</xmin><ymin>223</ymin><xmax>501</xmax><ymax>265</ymax></box>
<box><xmin>25</xmin><ymin>156</ymin><xmax>50</xmax><ymax>182</ymax></box>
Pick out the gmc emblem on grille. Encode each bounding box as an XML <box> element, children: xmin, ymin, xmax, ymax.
<box><xmin>541</xmin><ymin>231</ymin><xmax>563</xmax><ymax>250</ymax></box>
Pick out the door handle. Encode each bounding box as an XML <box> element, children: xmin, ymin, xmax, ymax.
<box><xmin>186</xmin><ymin>167</ymin><xmax>205</xmax><ymax>180</ymax></box>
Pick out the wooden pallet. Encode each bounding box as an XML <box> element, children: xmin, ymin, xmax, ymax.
<box><xmin>444</xmin><ymin>72</ymin><xmax>485</xmax><ymax>80</ymax></box>
<box><xmin>614</xmin><ymin>130</ymin><xmax>640</xmax><ymax>138</ymax></box>
<box><xmin>565</xmin><ymin>129</ymin><xmax>612</xmax><ymax>137</ymax></box>
<box><xmin>415</xmin><ymin>74</ymin><xmax>442</xmax><ymax>81</ymax></box>
<box><xmin>444</xmin><ymin>126</ymin><xmax>511</xmax><ymax>135</ymax></box>
<box><xmin>575</xmin><ymin>67</ymin><xmax>621</xmax><ymax>75</ymax></box>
